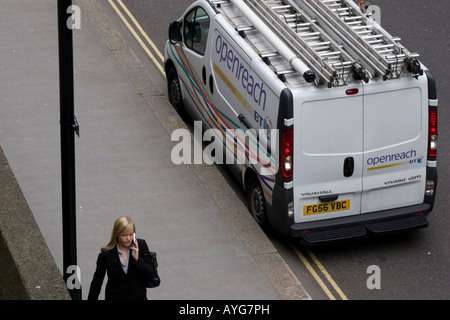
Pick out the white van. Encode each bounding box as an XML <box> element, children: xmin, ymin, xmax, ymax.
<box><xmin>164</xmin><ymin>0</ymin><xmax>438</xmax><ymax>245</ymax></box>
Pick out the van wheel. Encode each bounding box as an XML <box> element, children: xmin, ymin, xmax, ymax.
<box><xmin>247</xmin><ymin>175</ymin><xmax>269</xmax><ymax>229</ymax></box>
<box><xmin>167</xmin><ymin>67</ymin><xmax>184</xmax><ymax>113</ymax></box>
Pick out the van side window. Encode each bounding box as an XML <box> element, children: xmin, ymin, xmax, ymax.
<box><xmin>184</xmin><ymin>7</ymin><xmax>210</xmax><ymax>55</ymax></box>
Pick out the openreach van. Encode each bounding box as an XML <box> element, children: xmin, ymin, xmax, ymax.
<box><xmin>164</xmin><ymin>0</ymin><xmax>438</xmax><ymax>245</ymax></box>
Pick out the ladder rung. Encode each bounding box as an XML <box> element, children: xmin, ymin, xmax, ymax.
<box><xmin>260</xmin><ymin>52</ymin><xmax>279</xmax><ymax>58</ymax></box>
<box><xmin>309</xmin><ymin>41</ymin><xmax>331</xmax><ymax>47</ymax></box>
<box><xmin>357</xmin><ymin>30</ymin><xmax>374</xmax><ymax>35</ymax></box>
<box><xmin>331</xmin><ymin>61</ymin><xmax>352</xmax><ymax>67</ymax></box>
<box><xmin>276</xmin><ymin>69</ymin><xmax>296</xmax><ymax>75</ymax></box>
<box><xmin>302</xmin><ymin>36</ymin><xmax>322</xmax><ymax>42</ymax></box>
<box><xmin>352</xmin><ymin>25</ymin><xmax>374</xmax><ymax>30</ymax></box>
<box><xmin>271</xmin><ymin>5</ymin><xmax>291</xmax><ymax>10</ymax></box>
<box><xmin>290</xmin><ymin>25</ymin><xmax>311</xmax><ymax>32</ymax></box>
<box><xmin>295</xmin><ymin>22</ymin><xmax>311</xmax><ymax>27</ymax></box>
<box><xmin>362</xmin><ymin>34</ymin><xmax>383</xmax><ymax>39</ymax></box>
<box><xmin>333</xmin><ymin>8</ymin><xmax>349</xmax><ymax>14</ymax></box>
<box><xmin>281</xmin><ymin>14</ymin><xmax>302</xmax><ymax>22</ymax></box>
<box><xmin>343</xmin><ymin>16</ymin><xmax>362</xmax><ymax>21</ymax></box>
<box><xmin>236</xmin><ymin>26</ymin><xmax>254</xmax><ymax>31</ymax></box>
<box><xmin>346</xmin><ymin>21</ymin><xmax>362</xmax><ymax>26</ymax></box>
<box><xmin>385</xmin><ymin>54</ymin><xmax>406</xmax><ymax>60</ymax></box>
<box><xmin>299</xmin><ymin>31</ymin><xmax>321</xmax><ymax>37</ymax></box>
<box><xmin>282</xmin><ymin>13</ymin><xmax>300</xmax><ymax>18</ymax></box>
<box><xmin>378</xmin><ymin>49</ymin><xmax>395</xmax><ymax>54</ymax></box>
<box><xmin>319</xmin><ymin>51</ymin><xmax>341</xmax><ymax>57</ymax></box>
<box><xmin>373</xmin><ymin>44</ymin><xmax>395</xmax><ymax>49</ymax></box>
<box><xmin>367</xmin><ymin>39</ymin><xmax>384</xmax><ymax>45</ymax></box>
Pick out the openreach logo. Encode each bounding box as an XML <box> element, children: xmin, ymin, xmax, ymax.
<box><xmin>171</xmin><ymin>121</ymin><xmax>279</xmax><ymax>176</ymax></box>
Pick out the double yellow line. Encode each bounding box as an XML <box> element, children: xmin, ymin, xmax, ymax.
<box><xmin>292</xmin><ymin>245</ymin><xmax>348</xmax><ymax>300</ymax></box>
<box><xmin>108</xmin><ymin>0</ymin><xmax>165</xmax><ymax>76</ymax></box>
<box><xmin>107</xmin><ymin>0</ymin><xmax>347</xmax><ymax>301</ymax></box>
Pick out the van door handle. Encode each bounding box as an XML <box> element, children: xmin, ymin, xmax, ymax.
<box><xmin>343</xmin><ymin>157</ymin><xmax>354</xmax><ymax>177</ymax></box>
<box><xmin>202</xmin><ymin>66</ymin><xmax>206</xmax><ymax>84</ymax></box>
<box><xmin>319</xmin><ymin>194</ymin><xmax>338</xmax><ymax>202</ymax></box>
<box><xmin>209</xmin><ymin>74</ymin><xmax>214</xmax><ymax>94</ymax></box>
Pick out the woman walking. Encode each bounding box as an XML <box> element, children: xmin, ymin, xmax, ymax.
<box><xmin>88</xmin><ymin>216</ymin><xmax>156</xmax><ymax>300</ymax></box>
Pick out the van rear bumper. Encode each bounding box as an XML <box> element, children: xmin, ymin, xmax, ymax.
<box><xmin>290</xmin><ymin>203</ymin><xmax>430</xmax><ymax>246</ymax></box>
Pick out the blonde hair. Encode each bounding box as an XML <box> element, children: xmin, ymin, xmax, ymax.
<box><xmin>103</xmin><ymin>216</ymin><xmax>136</xmax><ymax>250</ymax></box>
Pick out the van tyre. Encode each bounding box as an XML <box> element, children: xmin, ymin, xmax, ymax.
<box><xmin>167</xmin><ymin>67</ymin><xmax>184</xmax><ymax>114</ymax></box>
<box><xmin>247</xmin><ymin>175</ymin><xmax>269</xmax><ymax>230</ymax></box>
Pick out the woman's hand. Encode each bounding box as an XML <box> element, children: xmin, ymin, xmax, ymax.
<box><xmin>131</xmin><ymin>237</ymin><xmax>139</xmax><ymax>261</ymax></box>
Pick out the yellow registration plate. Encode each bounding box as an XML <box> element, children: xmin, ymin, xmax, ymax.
<box><xmin>303</xmin><ymin>200</ymin><xmax>350</xmax><ymax>215</ymax></box>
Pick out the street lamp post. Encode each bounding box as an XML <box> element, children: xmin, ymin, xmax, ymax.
<box><xmin>57</xmin><ymin>0</ymin><xmax>81</xmax><ymax>300</ymax></box>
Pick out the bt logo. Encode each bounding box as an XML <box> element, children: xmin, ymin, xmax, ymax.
<box><xmin>410</xmin><ymin>156</ymin><xmax>424</xmax><ymax>164</ymax></box>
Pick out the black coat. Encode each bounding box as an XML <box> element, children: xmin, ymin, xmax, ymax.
<box><xmin>88</xmin><ymin>238</ymin><xmax>156</xmax><ymax>300</ymax></box>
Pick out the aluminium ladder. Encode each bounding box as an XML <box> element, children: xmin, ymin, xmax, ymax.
<box><xmin>244</xmin><ymin>0</ymin><xmax>369</xmax><ymax>87</ymax></box>
<box><xmin>297</xmin><ymin>0</ymin><xmax>423</xmax><ymax>80</ymax></box>
<box><xmin>211</xmin><ymin>0</ymin><xmax>422</xmax><ymax>87</ymax></box>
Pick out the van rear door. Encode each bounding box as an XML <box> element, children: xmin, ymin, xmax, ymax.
<box><xmin>293</xmin><ymin>77</ymin><xmax>428</xmax><ymax>225</ymax></box>
<box><xmin>361</xmin><ymin>78</ymin><xmax>428</xmax><ymax>213</ymax></box>
<box><xmin>294</xmin><ymin>85</ymin><xmax>364</xmax><ymax>224</ymax></box>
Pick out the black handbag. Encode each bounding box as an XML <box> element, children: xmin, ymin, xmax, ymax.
<box><xmin>144</xmin><ymin>251</ymin><xmax>160</xmax><ymax>288</ymax></box>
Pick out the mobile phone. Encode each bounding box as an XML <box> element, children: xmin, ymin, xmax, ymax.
<box><xmin>130</xmin><ymin>233</ymin><xmax>136</xmax><ymax>248</ymax></box>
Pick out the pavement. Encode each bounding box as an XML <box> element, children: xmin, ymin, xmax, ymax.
<box><xmin>0</xmin><ymin>0</ymin><xmax>309</xmax><ymax>300</ymax></box>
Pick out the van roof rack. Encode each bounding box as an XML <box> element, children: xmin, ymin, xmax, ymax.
<box><xmin>211</xmin><ymin>0</ymin><xmax>423</xmax><ymax>87</ymax></box>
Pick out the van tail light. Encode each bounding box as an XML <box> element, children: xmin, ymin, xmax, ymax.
<box><xmin>428</xmin><ymin>108</ymin><xmax>437</xmax><ymax>160</ymax></box>
<box><xmin>281</xmin><ymin>128</ymin><xmax>293</xmax><ymax>179</ymax></box>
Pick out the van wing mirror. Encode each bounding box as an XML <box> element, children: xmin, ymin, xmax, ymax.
<box><xmin>169</xmin><ymin>21</ymin><xmax>182</xmax><ymax>44</ymax></box>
